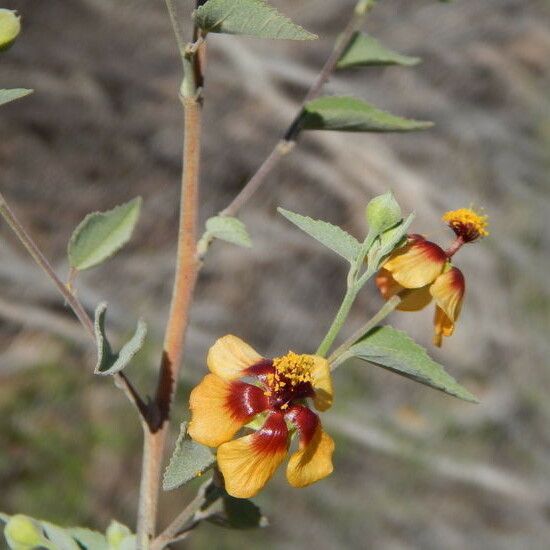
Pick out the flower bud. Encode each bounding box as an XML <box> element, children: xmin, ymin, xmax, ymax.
<box><xmin>366</xmin><ymin>191</ymin><xmax>402</xmax><ymax>234</ymax></box>
<box><xmin>106</xmin><ymin>520</ymin><xmax>134</xmax><ymax>549</ymax></box>
<box><xmin>0</xmin><ymin>10</ymin><xmax>21</xmax><ymax>52</ymax></box>
<box><xmin>4</xmin><ymin>515</ymin><xmax>49</xmax><ymax>549</ymax></box>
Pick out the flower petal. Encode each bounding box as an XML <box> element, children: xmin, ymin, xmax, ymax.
<box><xmin>376</xmin><ymin>268</ymin><xmax>433</xmax><ymax>312</ymax></box>
<box><xmin>207</xmin><ymin>335</ymin><xmax>263</xmax><ymax>380</ymax></box>
<box><xmin>285</xmin><ymin>406</ymin><xmax>334</xmax><ymax>488</ymax></box>
<box><xmin>430</xmin><ymin>266</ymin><xmax>465</xmax><ymax>347</ymax></box>
<box><xmin>433</xmin><ymin>306</ymin><xmax>455</xmax><ymax>347</ymax></box>
<box><xmin>217</xmin><ymin>412</ymin><xmax>289</xmax><ymax>498</ymax></box>
<box><xmin>430</xmin><ymin>267</ymin><xmax>465</xmax><ymax>323</ymax></box>
<box><xmin>308</xmin><ymin>355</ymin><xmax>333</xmax><ymax>411</ymax></box>
<box><xmin>383</xmin><ymin>237</ymin><xmax>447</xmax><ymax>289</ymax></box>
<box><xmin>188</xmin><ymin>374</ymin><xmax>269</xmax><ymax>448</ymax></box>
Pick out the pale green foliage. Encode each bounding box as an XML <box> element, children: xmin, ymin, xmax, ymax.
<box><xmin>0</xmin><ymin>9</ymin><xmax>21</xmax><ymax>51</ymax></box>
<box><xmin>41</xmin><ymin>522</ymin><xmax>81</xmax><ymax>550</ymax></box>
<box><xmin>367</xmin><ymin>213</ymin><xmax>415</xmax><ymax>270</ymax></box>
<box><xmin>349</xmin><ymin>326</ymin><xmax>478</xmax><ymax>402</ymax></box>
<box><xmin>194</xmin><ymin>0</ymin><xmax>317</xmax><ymax>40</ymax></box>
<box><xmin>94</xmin><ymin>302</ymin><xmax>147</xmax><ymax>376</ymax></box>
<box><xmin>0</xmin><ymin>88</ymin><xmax>33</xmax><ymax>107</ymax></box>
<box><xmin>3</xmin><ymin>515</ymin><xmax>52</xmax><ymax>550</ymax></box>
<box><xmin>302</xmin><ymin>96</ymin><xmax>433</xmax><ymax>133</ymax></box>
<box><xmin>163</xmin><ymin>422</ymin><xmax>215</xmax><ymax>491</ymax></box>
<box><xmin>278</xmin><ymin>208</ymin><xmax>361</xmax><ymax>263</ymax></box>
<box><xmin>205</xmin><ymin>215</ymin><xmax>252</xmax><ymax>248</ymax></box>
<box><xmin>68</xmin><ymin>197</ymin><xmax>142</xmax><ymax>271</ymax></box>
<box><xmin>337</xmin><ymin>32</ymin><xmax>420</xmax><ymax>69</ymax></box>
<box><xmin>67</xmin><ymin>528</ymin><xmax>108</xmax><ymax>550</ymax></box>
<box><xmin>1</xmin><ymin>515</ymin><xmax>113</xmax><ymax>550</ymax></box>
<box><xmin>365</xmin><ymin>191</ymin><xmax>402</xmax><ymax>234</ymax></box>
<box><xmin>106</xmin><ymin>521</ymin><xmax>136</xmax><ymax>550</ymax></box>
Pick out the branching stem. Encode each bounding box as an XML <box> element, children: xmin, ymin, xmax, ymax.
<box><xmin>220</xmin><ymin>0</ymin><xmax>375</xmax><ymax>218</ymax></box>
<box><xmin>0</xmin><ymin>192</ymin><xmax>148</xmax><ymax>418</ymax></box>
<box><xmin>328</xmin><ymin>294</ymin><xmax>402</xmax><ymax>369</ymax></box>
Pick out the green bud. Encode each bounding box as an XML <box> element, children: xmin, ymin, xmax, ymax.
<box><xmin>4</xmin><ymin>515</ymin><xmax>51</xmax><ymax>549</ymax></box>
<box><xmin>365</xmin><ymin>191</ymin><xmax>402</xmax><ymax>234</ymax></box>
<box><xmin>0</xmin><ymin>10</ymin><xmax>21</xmax><ymax>52</ymax></box>
<box><xmin>106</xmin><ymin>520</ymin><xmax>132</xmax><ymax>549</ymax></box>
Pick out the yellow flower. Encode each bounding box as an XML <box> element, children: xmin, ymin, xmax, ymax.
<box><xmin>376</xmin><ymin>235</ymin><xmax>465</xmax><ymax>347</ymax></box>
<box><xmin>188</xmin><ymin>335</ymin><xmax>335</xmax><ymax>499</ymax></box>
<box><xmin>442</xmin><ymin>207</ymin><xmax>489</xmax><ymax>243</ymax></box>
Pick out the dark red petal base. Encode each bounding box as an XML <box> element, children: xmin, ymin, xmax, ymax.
<box><xmin>251</xmin><ymin>412</ymin><xmax>289</xmax><ymax>455</ymax></box>
<box><xmin>226</xmin><ymin>381</ymin><xmax>269</xmax><ymax>421</ymax></box>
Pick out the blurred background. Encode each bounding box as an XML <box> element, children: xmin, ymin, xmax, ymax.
<box><xmin>1</xmin><ymin>0</ymin><xmax>550</xmax><ymax>548</ymax></box>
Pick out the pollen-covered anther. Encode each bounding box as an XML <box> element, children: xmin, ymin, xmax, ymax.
<box><xmin>272</xmin><ymin>352</ymin><xmax>314</xmax><ymax>388</ymax></box>
<box><xmin>442</xmin><ymin>208</ymin><xmax>489</xmax><ymax>243</ymax></box>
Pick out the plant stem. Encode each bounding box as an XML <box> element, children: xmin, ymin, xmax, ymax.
<box><xmin>0</xmin><ymin>192</ymin><xmax>148</xmax><ymax>418</ymax></box>
<box><xmin>220</xmin><ymin>0</ymin><xmax>374</xmax><ymax>218</ymax></box>
<box><xmin>316</xmin><ymin>285</ymin><xmax>358</xmax><ymax>357</ymax></box>
<box><xmin>136</xmin><ymin>2</ymin><xmax>206</xmax><ymax>547</ymax></box>
<box><xmin>0</xmin><ymin>193</ymin><xmax>93</xmax><ymax>336</ymax></box>
<box><xmin>151</xmin><ymin>483</ymin><xmax>207</xmax><ymax>550</ymax></box>
<box><xmin>328</xmin><ymin>294</ymin><xmax>402</xmax><ymax>368</ymax></box>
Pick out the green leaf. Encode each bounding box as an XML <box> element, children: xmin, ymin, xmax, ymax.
<box><xmin>105</xmin><ymin>521</ymin><xmax>135</xmax><ymax>550</ymax></box>
<box><xmin>68</xmin><ymin>197</ymin><xmax>142</xmax><ymax>271</ymax></box>
<box><xmin>301</xmin><ymin>97</ymin><xmax>433</xmax><ymax>133</ymax></box>
<box><xmin>0</xmin><ymin>89</ymin><xmax>33</xmax><ymax>107</ymax></box>
<box><xmin>367</xmin><ymin>213</ymin><xmax>414</xmax><ymax>269</ymax></box>
<box><xmin>163</xmin><ymin>422</ymin><xmax>216</xmax><ymax>491</ymax></box>
<box><xmin>278</xmin><ymin>208</ymin><xmax>361</xmax><ymax>263</ymax></box>
<box><xmin>337</xmin><ymin>33</ymin><xmax>420</xmax><ymax>69</ymax></box>
<box><xmin>66</xmin><ymin>528</ymin><xmax>107</xmax><ymax>550</ymax></box>
<box><xmin>206</xmin><ymin>216</ymin><xmax>252</xmax><ymax>248</ymax></box>
<box><xmin>94</xmin><ymin>302</ymin><xmax>147</xmax><ymax>376</ymax></box>
<box><xmin>41</xmin><ymin>522</ymin><xmax>80</xmax><ymax>550</ymax></box>
<box><xmin>0</xmin><ymin>9</ymin><xmax>21</xmax><ymax>51</ymax></box>
<box><xmin>3</xmin><ymin>515</ymin><xmax>53</xmax><ymax>550</ymax></box>
<box><xmin>348</xmin><ymin>326</ymin><xmax>478</xmax><ymax>402</ymax></box>
<box><xmin>194</xmin><ymin>0</ymin><xmax>316</xmax><ymax>40</ymax></box>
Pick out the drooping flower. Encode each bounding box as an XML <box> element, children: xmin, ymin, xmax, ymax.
<box><xmin>188</xmin><ymin>335</ymin><xmax>335</xmax><ymax>499</ymax></box>
<box><xmin>442</xmin><ymin>207</ymin><xmax>489</xmax><ymax>243</ymax></box>
<box><xmin>376</xmin><ymin>207</ymin><xmax>487</xmax><ymax>347</ymax></box>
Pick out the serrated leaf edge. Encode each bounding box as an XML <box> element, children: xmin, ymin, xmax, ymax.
<box><xmin>194</xmin><ymin>0</ymin><xmax>317</xmax><ymax>40</ymax></box>
<box><xmin>350</xmin><ymin>326</ymin><xmax>478</xmax><ymax>403</ymax></box>
<box><xmin>278</xmin><ymin>207</ymin><xmax>361</xmax><ymax>263</ymax></box>
<box><xmin>163</xmin><ymin>422</ymin><xmax>216</xmax><ymax>491</ymax></box>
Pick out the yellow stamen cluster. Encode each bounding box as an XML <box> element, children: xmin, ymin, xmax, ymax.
<box><xmin>265</xmin><ymin>352</ymin><xmax>314</xmax><ymax>396</ymax></box>
<box><xmin>442</xmin><ymin>207</ymin><xmax>489</xmax><ymax>241</ymax></box>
